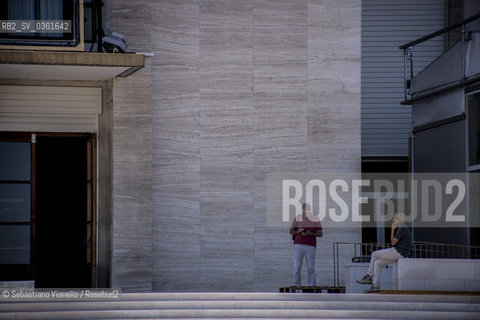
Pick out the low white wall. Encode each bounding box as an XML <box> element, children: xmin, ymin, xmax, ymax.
<box><xmin>393</xmin><ymin>258</ymin><xmax>480</xmax><ymax>291</ymax></box>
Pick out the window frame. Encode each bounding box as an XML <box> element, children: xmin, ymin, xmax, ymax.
<box><xmin>467</xmin><ymin>89</ymin><xmax>480</xmax><ymax>172</ymax></box>
<box><xmin>0</xmin><ymin>132</ymin><xmax>35</xmax><ymax>281</ymax></box>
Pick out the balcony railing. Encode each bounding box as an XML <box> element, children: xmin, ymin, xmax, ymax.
<box><xmin>399</xmin><ymin>12</ymin><xmax>480</xmax><ymax>103</ymax></box>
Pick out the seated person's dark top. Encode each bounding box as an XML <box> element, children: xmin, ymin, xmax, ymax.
<box><xmin>393</xmin><ymin>224</ymin><xmax>412</xmax><ymax>257</ymax></box>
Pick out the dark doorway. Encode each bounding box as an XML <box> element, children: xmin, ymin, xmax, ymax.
<box><xmin>361</xmin><ymin>157</ymin><xmax>409</xmax><ymax>245</ymax></box>
<box><xmin>35</xmin><ymin>135</ymin><xmax>91</xmax><ymax>288</ymax></box>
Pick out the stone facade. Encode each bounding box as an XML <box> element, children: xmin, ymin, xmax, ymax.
<box><xmin>111</xmin><ymin>0</ymin><xmax>361</xmax><ymax>292</ymax></box>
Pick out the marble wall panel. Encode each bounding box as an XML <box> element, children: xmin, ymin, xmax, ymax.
<box><xmin>305</xmin><ymin>0</ymin><xmax>362</xmax><ymax>285</ymax></box>
<box><xmin>110</xmin><ymin>0</ymin><xmax>362</xmax><ymax>292</ymax></box>
<box><xmin>112</xmin><ymin>67</ymin><xmax>153</xmax><ymax>291</ymax></box>
<box><xmin>254</xmin><ymin>228</ymin><xmax>293</xmax><ymax>291</ymax></box>
<box><xmin>150</xmin><ymin>0</ymin><xmax>201</xmax><ymax>291</ymax></box>
<box><xmin>201</xmin><ymin>0</ymin><xmax>253</xmax><ymax>28</ymax></box>
<box><xmin>110</xmin><ymin>0</ymin><xmax>153</xmax><ymax>292</ymax></box>
<box><xmin>199</xmin><ymin>0</ymin><xmax>255</xmax><ymax>292</ymax></box>
<box><xmin>307</xmin><ymin>0</ymin><xmax>361</xmax><ymax>174</ymax></box>
<box><xmin>253</xmin><ymin>0</ymin><xmax>307</xmax><ymax>229</ymax></box>
<box><xmin>111</xmin><ymin>2</ymin><xmax>152</xmax><ymax>52</ymax></box>
<box><xmin>252</xmin><ymin>0</ymin><xmax>310</xmax><ymax>289</ymax></box>
<box><xmin>199</xmin><ymin>192</ymin><xmax>255</xmax><ymax>291</ymax></box>
<box><xmin>254</xmin><ymin>0</ymin><xmax>307</xmax><ymax>27</ymax></box>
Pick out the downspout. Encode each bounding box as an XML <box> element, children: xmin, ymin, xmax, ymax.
<box><xmin>409</xmin><ymin>131</ymin><xmax>415</xmax><ymax>242</ymax></box>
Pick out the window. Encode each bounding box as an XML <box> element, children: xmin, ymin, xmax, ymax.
<box><xmin>0</xmin><ymin>0</ymin><xmax>81</xmax><ymax>47</ymax></box>
<box><xmin>0</xmin><ymin>136</ymin><xmax>33</xmax><ymax>278</ymax></box>
<box><xmin>468</xmin><ymin>91</ymin><xmax>480</xmax><ymax>170</ymax></box>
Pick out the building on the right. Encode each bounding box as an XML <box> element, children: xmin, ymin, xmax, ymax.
<box><xmin>401</xmin><ymin>0</ymin><xmax>480</xmax><ymax>247</ymax></box>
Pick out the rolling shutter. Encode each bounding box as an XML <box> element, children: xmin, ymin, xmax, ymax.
<box><xmin>0</xmin><ymin>85</ymin><xmax>101</xmax><ymax>132</ymax></box>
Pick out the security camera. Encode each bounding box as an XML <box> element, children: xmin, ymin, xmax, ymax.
<box><xmin>102</xmin><ymin>32</ymin><xmax>128</xmax><ymax>53</ymax></box>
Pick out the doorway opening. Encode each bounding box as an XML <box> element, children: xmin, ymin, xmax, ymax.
<box><xmin>0</xmin><ymin>132</ymin><xmax>96</xmax><ymax>288</ymax></box>
<box><xmin>35</xmin><ymin>134</ymin><xmax>96</xmax><ymax>288</ymax></box>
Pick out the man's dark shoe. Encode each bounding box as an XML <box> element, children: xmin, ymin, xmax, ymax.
<box><xmin>356</xmin><ymin>274</ymin><xmax>373</xmax><ymax>285</ymax></box>
<box><xmin>369</xmin><ymin>284</ymin><xmax>380</xmax><ymax>291</ymax></box>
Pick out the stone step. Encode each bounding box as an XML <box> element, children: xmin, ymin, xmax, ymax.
<box><xmin>117</xmin><ymin>292</ymin><xmax>480</xmax><ymax>303</ymax></box>
<box><xmin>0</xmin><ymin>308</ymin><xmax>479</xmax><ymax>320</ymax></box>
<box><xmin>1</xmin><ymin>292</ymin><xmax>479</xmax><ymax>320</ymax></box>
<box><xmin>1</xmin><ymin>300</ymin><xmax>480</xmax><ymax>313</ymax></box>
<box><xmin>10</xmin><ymin>292</ymin><xmax>480</xmax><ymax>305</ymax></box>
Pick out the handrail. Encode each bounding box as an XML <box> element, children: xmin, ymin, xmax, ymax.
<box><xmin>400</xmin><ymin>11</ymin><xmax>480</xmax><ymax>103</ymax></box>
<box><xmin>332</xmin><ymin>242</ymin><xmax>392</xmax><ymax>287</ymax></box>
<box><xmin>399</xmin><ymin>11</ymin><xmax>480</xmax><ymax>49</ymax></box>
<box><xmin>412</xmin><ymin>241</ymin><xmax>480</xmax><ymax>259</ymax></box>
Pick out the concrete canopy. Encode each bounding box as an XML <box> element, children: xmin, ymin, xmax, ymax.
<box><xmin>0</xmin><ymin>50</ymin><xmax>145</xmax><ymax>81</ymax></box>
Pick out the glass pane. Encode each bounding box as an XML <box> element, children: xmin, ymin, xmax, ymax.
<box><xmin>0</xmin><ymin>142</ymin><xmax>30</xmax><ymax>181</ymax></box>
<box><xmin>0</xmin><ymin>0</ymin><xmax>76</xmax><ymax>42</ymax></box>
<box><xmin>6</xmin><ymin>0</ymin><xmax>35</xmax><ymax>20</ymax></box>
<box><xmin>0</xmin><ymin>184</ymin><xmax>31</xmax><ymax>222</ymax></box>
<box><xmin>84</xmin><ymin>6</ymin><xmax>93</xmax><ymax>42</ymax></box>
<box><xmin>468</xmin><ymin>93</ymin><xmax>480</xmax><ymax>166</ymax></box>
<box><xmin>0</xmin><ymin>225</ymin><xmax>30</xmax><ymax>264</ymax></box>
<box><xmin>5</xmin><ymin>0</ymin><xmax>64</xmax><ymax>20</ymax></box>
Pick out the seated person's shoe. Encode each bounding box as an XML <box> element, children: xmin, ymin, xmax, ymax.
<box><xmin>369</xmin><ymin>284</ymin><xmax>380</xmax><ymax>291</ymax></box>
<box><xmin>356</xmin><ymin>274</ymin><xmax>373</xmax><ymax>285</ymax></box>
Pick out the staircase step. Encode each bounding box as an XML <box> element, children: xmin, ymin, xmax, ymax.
<box><xmin>1</xmin><ymin>309</ymin><xmax>479</xmax><ymax>320</ymax></box>
<box><xmin>117</xmin><ymin>292</ymin><xmax>480</xmax><ymax>303</ymax></box>
<box><xmin>0</xmin><ymin>292</ymin><xmax>479</xmax><ymax>320</ymax></box>
<box><xmin>1</xmin><ymin>300</ymin><xmax>480</xmax><ymax>313</ymax></box>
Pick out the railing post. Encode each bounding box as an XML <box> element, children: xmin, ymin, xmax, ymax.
<box><xmin>461</xmin><ymin>24</ymin><xmax>466</xmax><ymax>83</ymax></box>
<box><xmin>403</xmin><ymin>48</ymin><xmax>408</xmax><ymax>101</ymax></box>
<box><xmin>408</xmin><ymin>47</ymin><xmax>414</xmax><ymax>90</ymax></box>
<box><xmin>403</xmin><ymin>47</ymin><xmax>414</xmax><ymax>101</ymax></box>
<box><xmin>336</xmin><ymin>244</ymin><xmax>339</xmax><ymax>287</ymax></box>
<box><xmin>332</xmin><ymin>242</ymin><xmax>336</xmax><ymax>287</ymax></box>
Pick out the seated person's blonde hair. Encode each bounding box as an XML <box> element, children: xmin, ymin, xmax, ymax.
<box><xmin>395</xmin><ymin>212</ymin><xmax>406</xmax><ymax>222</ymax></box>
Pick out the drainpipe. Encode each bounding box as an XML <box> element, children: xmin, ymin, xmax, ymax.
<box><xmin>409</xmin><ymin>131</ymin><xmax>415</xmax><ymax>242</ymax></box>
<box><xmin>461</xmin><ymin>24</ymin><xmax>466</xmax><ymax>84</ymax></box>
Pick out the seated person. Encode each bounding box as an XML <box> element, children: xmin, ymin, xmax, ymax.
<box><xmin>356</xmin><ymin>212</ymin><xmax>412</xmax><ymax>290</ymax></box>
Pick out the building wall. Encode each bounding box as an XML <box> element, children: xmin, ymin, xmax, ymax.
<box><xmin>111</xmin><ymin>66</ymin><xmax>153</xmax><ymax>290</ymax></box>
<box><xmin>111</xmin><ymin>0</ymin><xmax>361</xmax><ymax>292</ymax></box>
<box><xmin>361</xmin><ymin>0</ymin><xmax>445</xmax><ymax>157</ymax></box>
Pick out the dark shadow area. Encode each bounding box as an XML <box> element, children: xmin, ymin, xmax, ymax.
<box><xmin>35</xmin><ymin>136</ymin><xmax>88</xmax><ymax>288</ymax></box>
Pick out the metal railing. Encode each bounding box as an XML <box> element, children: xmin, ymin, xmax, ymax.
<box><xmin>399</xmin><ymin>12</ymin><xmax>480</xmax><ymax>103</ymax></box>
<box><xmin>412</xmin><ymin>241</ymin><xmax>480</xmax><ymax>259</ymax></box>
<box><xmin>333</xmin><ymin>242</ymin><xmax>390</xmax><ymax>287</ymax></box>
<box><xmin>333</xmin><ymin>241</ymin><xmax>480</xmax><ymax>287</ymax></box>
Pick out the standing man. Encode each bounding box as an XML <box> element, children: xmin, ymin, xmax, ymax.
<box><xmin>356</xmin><ymin>212</ymin><xmax>412</xmax><ymax>290</ymax></box>
<box><xmin>290</xmin><ymin>203</ymin><xmax>323</xmax><ymax>286</ymax></box>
